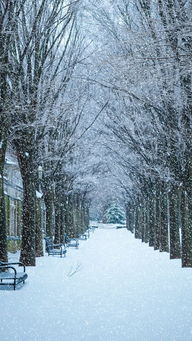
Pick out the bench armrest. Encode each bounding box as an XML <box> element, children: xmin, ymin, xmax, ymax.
<box><xmin>0</xmin><ymin>262</ymin><xmax>26</xmax><ymax>272</ymax></box>
<box><xmin>0</xmin><ymin>265</ymin><xmax>17</xmax><ymax>277</ymax></box>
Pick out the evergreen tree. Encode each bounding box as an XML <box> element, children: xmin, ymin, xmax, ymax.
<box><xmin>103</xmin><ymin>203</ymin><xmax>125</xmax><ymax>224</ymax></box>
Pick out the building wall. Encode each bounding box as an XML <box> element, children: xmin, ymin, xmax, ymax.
<box><xmin>4</xmin><ymin>148</ymin><xmax>23</xmax><ymax>238</ymax></box>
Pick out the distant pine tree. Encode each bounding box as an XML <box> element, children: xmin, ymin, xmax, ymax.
<box><xmin>103</xmin><ymin>203</ymin><xmax>125</xmax><ymax>224</ymax></box>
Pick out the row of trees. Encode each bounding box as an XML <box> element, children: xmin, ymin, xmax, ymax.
<box><xmin>1</xmin><ymin>0</ymin><xmax>192</xmax><ymax>268</ymax></box>
<box><xmin>0</xmin><ymin>0</ymin><xmax>94</xmax><ymax>266</ymax></box>
<box><xmin>86</xmin><ymin>0</ymin><xmax>192</xmax><ymax>267</ymax></box>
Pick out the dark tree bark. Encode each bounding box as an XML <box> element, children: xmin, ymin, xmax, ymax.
<box><xmin>143</xmin><ymin>200</ymin><xmax>149</xmax><ymax>243</ymax></box>
<box><xmin>148</xmin><ymin>197</ymin><xmax>154</xmax><ymax>247</ymax></box>
<box><xmin>44</xmin><ymin>190</ymin><xmax>54</xmax><ymax>237</ymax></box>
<box><xmin>35</xmin><ymin>199</ymin><xmax>44</xmax><ymax>257</ymax></box>
<box><xmin>125</xmin><ymin>205</ymin><xmax>129</xmax><ymax>230</ymax></box>
<box><xmin>54</xmin><ymin>201</ymin><xmax>61</xmax><ymax>244</ymax></box>
<box><xmin>18</xmin><ymin>155</ymin><xmax>36</xmax><ymax>266</ymax></box>
<box><xmin>65</xmin><ymin>194</ymin><xmax>75</xmax><ymax>238</ymax></box>
<box><xmin>154</xmin><ymin>188</ymin><xmax>160</xmax><ymax>250</ymax></box>
<box><xmin>181</xmin><ymin>189</ymin><xmax>192</xmax><ymax>267</ymax></box>
<box><xmin>60</xmin><ymin>203</ymin><xmax>65</xmax><ymax>244</ymax></box>
<box><xmin>168</xmin><ymin>187</ymin><xmax>181</xmax><ymax>259</ymax></box>
<box><xmin>135</xmin><ymin>205</ymin><xmax>141</xmax><ymax>239</ymax></box>
<box><xmin>159</xmin><ymin>187</ymin><xmax>169</xmax><ymax>253</ymax></box>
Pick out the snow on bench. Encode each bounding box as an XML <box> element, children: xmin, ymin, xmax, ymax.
<box><xmin>45</xmin><ymin>237</ymin><xmax>67</xmax><ymax>257</ymax></box>
<box><xmin>67</xmin><ymin>238</ymin><xmax>79</xmax><ymax>249</ymax></box>
<box><xmin>0</xmin><ymin>262</ymin><xmax>28</xmax><ymax>290</ymax></box>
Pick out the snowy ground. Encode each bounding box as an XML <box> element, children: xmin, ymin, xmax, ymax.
<box><xmin>1</xmin><ymin>224</ymin><xmax>192</xmax><ymax>341</ymax></box>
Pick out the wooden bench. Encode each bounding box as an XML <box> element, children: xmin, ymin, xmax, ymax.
<box><xmin>79</xmin><ymin>233</ymin><xmax>88</xmax><ymax>240</ymax></box>
<box><xmin>45</xmin><ymin>237</ymin><xmax>67</xmax><ymax>257</ymax></box>
<box><xmin>64</xmin><ymin>234</ymin><xmax>79</xmax><ymax>249</ymax></box>
<box><xmin>0</xmin><ymin>262</ymin><xmax>28</xmax><ymax>290</ymax></box>
<box><xmin>90</xmin><ymin>225</ymin><xmax>98</xmax><ymax>230</ymax></box>
<box><xmin>66</xmin><ymin>238</ymin><xmax>79</xmax><ymax>249</ymax></box>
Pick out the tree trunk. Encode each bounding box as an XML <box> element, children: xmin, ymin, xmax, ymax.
<box><xmin>66</xmin><ymin>194</ymin><xmax>75</xmax><ymax>237</ymax></box>
<box><xmin>144</xmin><ymin>200</ymin><xmax>149</xmax><ymax>243</ymax></box>
<box><xmin>35</xmin><ymin>199</ymin><xmax>44</xmax><ymax>257</ymax></box>
<box><xmin>44</xmin><ymin>190</ymin><xmax>54</xmax><ymax>237</ymax></box>
<box><xmin>78</xmin><ymin>195</ymin><xmax>83</xmax><ymax>233</ymax></box>
<box><xmin>72</xmin><ymin>194</ymin><xmax>79</xmax><ymax>236</ymax></box>
<box><xmin>54</xmin><ymin>200</ymin><xmax>61</xmax><ymax>244</ymax></box>
<box><xmin>19</xmin><ymin>172</ymin><xmax>36</xmax><ymax>266</ymax></box>
<box><xmin>134</xmin><ymin>206</ymin><xmax>141</xmax><ymax>239</ymax></box>
<box><xmin>159</xmin><ymin>186</ymin><xmax>169</xmax><ymax>252</ymax></box>
<box><xmin>60</xmin><ymin>195</ymin><xmax>68</xmax><ymax>244</ymax></box>
<box><xmin>154</xmin><ymin>192</ymin><xmax>160</xmax><ymax>250</ymax></box>
<box><xmin>181</xmin><ymin>189</ymin><xmax>192</xmax><ymax>267</ymax></box>
<box><xmin>168</xmin><ymin>187</ymin><xmax>181</xmax><ymax>259</ymax></box>
<box><xmin>14</xmin><ymin>143</ymin><xmax>36</xmax><ymax>266</ymax></box>
<box><xmin>127</xmin><ymin>206</ymin><xmax>134</xmax><ymax>233</ymax></box>
<box><xmin>143</xmin><ymin>200</ymin><xmax>149</xmax><ymax>243</ymax></box>
<box><xmin>130</xmin><ymin>208</ymin><xmax>135</xmax><ymax>233</ymax></box>
<box><xmin>84</xmin><ymin>200</ymin><xmax>89</xmax><ymax>229</ymax></box>
<box><xmin>148</xmin><ymin>197</ymin><xmax>154</xmax><ymax>247</ymax></box>
<box><xmin>60</xmin><ymin>204</ymin><xmax>65</xmax><ymax>244</ymax></box>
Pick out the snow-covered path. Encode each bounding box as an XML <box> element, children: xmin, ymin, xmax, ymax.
<box><xmin>1</xmin><ymin>225</ymin><xmax>192</xmax><ymax>341</ymax></box>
